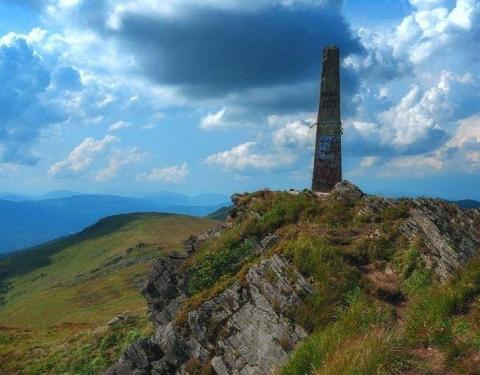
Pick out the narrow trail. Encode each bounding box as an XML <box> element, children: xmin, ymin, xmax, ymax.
<box><xmin>359</xmin><ymin>263</ymin><xmax>407</xmax><ymax>323</ymax></box>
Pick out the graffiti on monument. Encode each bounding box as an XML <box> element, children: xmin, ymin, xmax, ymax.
<box><xmin>317</xmin><ymin>135</ymin><xmax>335</xmax><ymax>160</ymax></box>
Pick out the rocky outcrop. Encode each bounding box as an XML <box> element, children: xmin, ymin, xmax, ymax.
<box><xmin>341</xmin><ymin>181</ymin><xmax>480</xmax><ymax>282</ymax></box>
<box><xmin>402</xmin><ymin>198</ymin><xmax>480</xmax><ymax>281</ymax></box>
<box><xmin>106</xmin><ymin>231</ymin><xmax>311</xmax><ymax>375</ymax></box>
<box><xmin>106</xmin><ymin>184</ymin><xmax>480</xmax><ymax>374</ymax></box>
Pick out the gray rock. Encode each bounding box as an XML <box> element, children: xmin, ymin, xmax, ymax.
<box><xmin>402</xmin><ymin>198</ymin><xmax>480</xmax><ymax>281</ymax></box>
<box><xmin>260</xmin><ymin>235</ymin><xmax>280</xmax><ymax>251</ymax></box>
<box><xmin>182</xmin><ymin>255</ymin><xmax>310</xmax><ymax>375</ymax></box>
<box><xmin>106</xmin><ymin>252</ymin><xmax>311</xmax><ymax>375</ymax></box>
<box><xmin>141</xmin><ymin>257</ymin><xmax>185</xmax><ymax>326</ymax></box>
<box><xmin>332</xmin><ymin>180</ymin><xmax>364</xmax><ymax>202</ymax></box>
<box><xmin>105</xmin><ymin>339</ymin><xmax>162</xmax><ymax>375</ymax></box>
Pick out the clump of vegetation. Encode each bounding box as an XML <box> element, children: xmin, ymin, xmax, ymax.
<box><xmin>405</xmin><ymin>256</ymin><xmax>480</xmax><ymax>348</ymax></box>
<box><xmin>281</xmin><ymin>235</ymin><xmax>360</xmax><ymax>331</ymax></box>
<box><xmin>350</xmin><ymin>236</ymin><xmax>394</xmax><ymax>264</ymax></box>
<box><xmin>187</xmin><ymin>237</ymin><xmax>257</xmax><ymax>294</ymax></box>
<box><xmin>183</xmin><ymin>192</ymin><xmax>322</xmax><ymax>297</ymax></box>
<box><xmin>282</xmin><ymin>292</ymin><xmax>398</xmax><ymax>375</ymax></box>
<box><xmin>242</xmin><ymin>192</ymin><xmax>321</xmax><ymax>238</ymax></box>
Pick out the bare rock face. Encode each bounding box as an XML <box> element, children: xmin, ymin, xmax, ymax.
<box><xmin>189</xmin><ymin>255</ymin><xmax>311</xmax><ymax>375</ymax></box>
<box><xmin>403</xmin><ymin>198</ymin><xmax>480</xmax><ymax>281</ymax></box>
<box><xmin>106</xmin><ymin>231</ymin><xmax>311</xmax><ymax>375</ymax></box>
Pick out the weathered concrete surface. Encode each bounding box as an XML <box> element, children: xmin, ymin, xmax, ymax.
<box><xmin>312</xmin><ymin>45</ymin><xmax>342</xmax><ymax>193</ymax></box>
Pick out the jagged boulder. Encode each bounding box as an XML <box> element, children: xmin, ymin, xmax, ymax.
<box><xmin>186</xmin><ymin>255</ymin><xmax>311</xmax><ymax>375</ymax></box>
<box><xmin>141</xmin><ymin>256</ymin><xmax>186</xmax><ymax>326</ymax></box>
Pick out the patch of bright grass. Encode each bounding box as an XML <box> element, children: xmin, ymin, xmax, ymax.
<box><xmin>187</xmin><ymin>237</ymin><xmax>257</xmax><ymax>294</ymax></box>
<box><xmin>281</xmin><ymin>292</ymin><xmax>397</xmax><ymax>375</ymax></box>
<box><xmin>281</xmin><ymin>235</ymin><xmax>361</xmax><ymax>331</ymax></box>
<box><xmin>402</xmin><ymin>256</ymin><xmax>480</xmax><ymax>371</ymax></box>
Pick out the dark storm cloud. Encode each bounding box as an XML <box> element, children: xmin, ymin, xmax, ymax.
<box><xmin>115</xmin><ymin>5</ymin><xmax>363</xmax><ymax>98</ymax></box>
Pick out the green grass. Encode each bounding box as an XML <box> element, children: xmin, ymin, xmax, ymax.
<box><xmin>0</xmin><ymin>212</ymin><xmax>218</xmax><ymax>373</ymax></box>
<box><xmin>4</xmin><ymin>189</ymin><xmax>478</xmax><ymax>374</ymax></box>
<box><xmin>206</xmin><ymin>206</ymin><xmax>231</xmax><ymax>221</ymax></box>
<box><xmin>281</xmin><ymin>235</ymin><xmax>360</xmax><ymax>331</ymax></box>
<box><xmin>281</xmin><ymin>293</ymin><xmax>398</xmax><ymax>375</ymax></box>
<box><xmin>187</xmin><ymin>237</ymin><xmax>257</xmax><ymax>294</ymax></box>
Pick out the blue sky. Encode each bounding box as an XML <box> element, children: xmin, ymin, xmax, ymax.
<box><xmin>0</xmin><ymin>0</ymin><xmax>479</xmax><ymax>199</ymax></box>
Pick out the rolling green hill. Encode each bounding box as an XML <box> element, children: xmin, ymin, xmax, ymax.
<box><xmin>0</xmin><ymin>212</ymin><xmax>219</xmax><ymax>374</ymax></box>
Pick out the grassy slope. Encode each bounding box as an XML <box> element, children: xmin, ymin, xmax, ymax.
<box><xmin>0</xmin><ymin>212</ymin><xmax>218</xmax><ymax>374</ymax></box>
<box><xmin>206</xmin><ymin>206</ymin><xmax>231</xmax><ymax>221</ymax></box>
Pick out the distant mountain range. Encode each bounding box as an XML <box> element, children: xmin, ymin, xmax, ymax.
<box><xmin>452</xmin><ymin>199</ymin><xmax>480</xmax><ymax>209</ymax></box>
<box><xmin>0</xmin><ymin>191</ymin><xmax>230</xmax><ymax>254</ymax></box>
<box><xmin>0</xmin><ymin>190</ymin><xmax>82</xmax><ymax>202</ymax></box>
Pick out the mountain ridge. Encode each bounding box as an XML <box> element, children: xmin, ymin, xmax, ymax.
<box><xmin>106</xmin><ymin>182</ymin><xmax>480</xmax><ymax>375</ymax></box>
<box><xmin>0</xmin><ymin>193</ymin><xmax>229</xmax><ymax>254</ymax></box>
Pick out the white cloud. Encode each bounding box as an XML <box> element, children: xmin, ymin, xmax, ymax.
<box><xmin>95</xmin><ymin>147</ymin><xmax>143</xmax><ymax>181</ymax></box>
<box><xmin>394</xmin><ymin>0</ymin><xmax>479</xmax><ymax>64</ymax></box>
<box><xmin>348</xmin><ymin>70</ymin><xmax>476</xmax><ymax>156</ymax></box>
<box><xmin>360</xmin><ymin>156</ymin><xmax>380</xmax><ymax>168</ymax></box>
<box><xmin>409</xmin><ymin>0</ymin><xmax>446</xmax><ymax>11</ymax></box>
<box><xmin>139</xmin><ymin>162</ymin><xmax>189</xmax><ymax>183</ymax></box>
<box><xmin>48</xmin><ymin>135</ymin><xmax>119</xmax><ymax>176</ymax></box>
<box><xmin>466</xmin><ymin>151</ymin><xmax>480</xmax><ymax>163</ymax></box>
<box><xmin>205</xmin><ymin>142</ymin><xmax>296</xmax><ymax>171</ymax></box>
<box><xmin>205</xmin><ymin>116</ymin><xmax>316</xmax><ymax>173</ymax></box>
<box><xmin>445</xmin><ymin>115</ymin><xmax>480</xmax><ymax>148</ymax></box>
<box><xmin>200</xmin><ymin>107</ymin><xmax>255</xmax><ymax>130</ymax></box>
<box><xmin>141</xmin><ymin>123</ymin><xmax>157</xmax><ymax>130</ymax></box>
<box><xmin>200</xmin><ymin>108</ymin><xmax>229</xmax><ymax>130</ymax></box>
<box><xmin>272</xmin><ymin>120</ymin><xmax>314</xmax><ymax>149</ymax></box>
<box><xmin>387</xmin><ymin>154</ymin><xmax>444</xmax><ymax>172</ymax></box>
<box><xmin>0</xmin><ymin>162</ymin><xmax>20</xmax><ymax>176</ymax></box>
<box><xmin>108</xmin><ymin>121</ymin><xmax>130</xmax><ymax>132</ymax></box>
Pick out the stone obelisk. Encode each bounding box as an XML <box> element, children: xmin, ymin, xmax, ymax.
<box><xmin>312</xmin><ymin>46</ymin><xmax>342</xmax><ymax>192</ymax></box>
